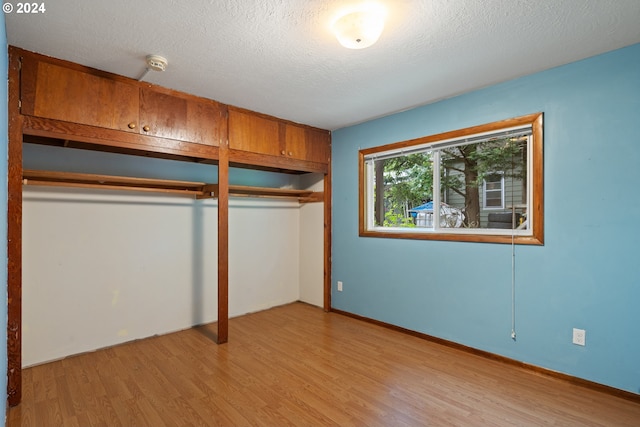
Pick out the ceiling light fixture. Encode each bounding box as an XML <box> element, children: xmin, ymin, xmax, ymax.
<box><xmin>331</xmin><ymin>5</ymin><xmax>386</xmax><ymax>49</ymax></box>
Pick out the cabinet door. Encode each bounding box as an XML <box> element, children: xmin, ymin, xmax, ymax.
<box><xmin>283</xmin><ymin>123</ymin><xmax>307</xmax><ymax>159</ymax></box>
<box><xmin>303</xmin><ymin>127</ymin><xmax>331</xmax><ymax>164</ymax></box>
<box><xmin>283</xmin><ymin>124</ymin><xmax>330</xmax><ymax>164</ymax></box>
<box><xmin>21</xmin><ymin>56</ymin><xmax>139</xmax><ymax>132</ymax></box>
<box><xmin>228</xmin><ymin>109</ymin><xmax>280</xmax><ymax>156</ymax></box>
<box><xmin>139</xmin><ymin>88</ymin><xmax>223</xmax><ymax>146</ymax></box>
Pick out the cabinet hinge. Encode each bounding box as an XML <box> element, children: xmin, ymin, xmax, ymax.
<box><xmin>18</xmin><ymin>58</ymin><xmax>23</xmax><ymax>110</ymax></box>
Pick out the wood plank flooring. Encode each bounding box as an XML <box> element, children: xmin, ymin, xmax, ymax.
<box><xmin>7</xmin><ymin>302</ymin><xmax>640</xmax><ymax>426</ymax></box>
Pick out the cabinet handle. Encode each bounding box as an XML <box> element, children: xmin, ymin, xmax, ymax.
<box><xmin>127</xmin><ymin>122</ymin><xmax>136</xmax><ymax>129</ymax></box>
<box><xmin>143</xmin><ymin>125</ymin><xmax>150</xmax><ymax>132</ymax></box>
<box><xmin>288</xmin><ymin>151</ymin><xmax>292</xmax><ymax>156</ymax></box>
<box><xmin>281</xmin><ymin>150</ymin><xmax>286</xmax><ymax>155</ymax></box>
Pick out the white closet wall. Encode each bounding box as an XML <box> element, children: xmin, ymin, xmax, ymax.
<box><xmin>22</xmin><ymin>145</ymin><xmax>322</xmax><ymax>367</ymax></box>
<box><xmin>298</xmin><ymin>173</ymin><xmax>325</xmax><ymax>307</ymax></box>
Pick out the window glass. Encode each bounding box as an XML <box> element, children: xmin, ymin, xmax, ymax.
<box><xmin>372</xmin><ymin>152</ymin><xmax>433</xmax><ymax>228</ymax></box>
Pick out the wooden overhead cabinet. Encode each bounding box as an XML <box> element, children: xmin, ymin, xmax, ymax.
<box><xmin>227</xmin><ymin>108</ymin><xmax>281</xmax><ymax>156</ymax></box>
<box><xmin>138</xmin><ymin>87</ymin><xmax>223</xmax><ymax>147</ymax></box>
<box><xmin>20</xmin><ymin>56</ymin><xmax>140</xmax><ymax>133</ymax></box>
<box><xmin>19</xmin><ymin>52</ymin><xmax>226</xmax><ymax>154</ymax></box>
<box><xmin>228</xmin><ymin>107</ymin><xmax>330</xmax><ymax>173</ymax></box>
<box><xmin>283</xmin><ymin>123</ymin><xmax>331</xmax><ymax>164</ymax></box>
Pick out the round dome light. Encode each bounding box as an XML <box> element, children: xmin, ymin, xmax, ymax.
<box><xmin>332</xmin><ymin>8</ymin><xmax>385</xmax><ymax>49</ymax></box>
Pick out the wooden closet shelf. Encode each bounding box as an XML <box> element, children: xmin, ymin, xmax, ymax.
<box><xmin>23</xmin><ymin>169</ymin><xmax>214</xmax><ymax>197</ymax></box>
<box><xmin>229</xmin><ymin>185</ymin><xmax>313</xmax><ymax>198</ymax></box>
<box><xmin>22</xmin><ymin>170</ymin><xmax>322</xmax><ymax>202</ymax></box>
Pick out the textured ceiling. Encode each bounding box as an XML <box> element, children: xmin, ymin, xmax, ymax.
<box><xmin>6</xmin><ymin>0</ymin><xmax>640</xmax><ymax>130</ymax></box>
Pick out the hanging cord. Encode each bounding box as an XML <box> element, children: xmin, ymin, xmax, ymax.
<box><xmin>510</xmin><ymin>149</ymin><xmax>517</xmax><ymax>341</ymax></box>
<box><xmin>511</xmin><ymin>225</ymin><xmax>516</xmax><ymax>340</ymax></box>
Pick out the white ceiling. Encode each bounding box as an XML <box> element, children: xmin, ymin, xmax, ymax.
<box><xmin>6</xmin><ymin>0</ymin><xmax>640</xmax><ymax>130</ymax></box>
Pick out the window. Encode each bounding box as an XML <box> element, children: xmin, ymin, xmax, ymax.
<box><xmin>358</xmin><ymin>113</ymin><xmax>543</xmax><ymax>244</ymax></box>
<box><xmin>483</xmin><ymin>174</ymin><xmax>504</xmax><ymax>210</ymax></box>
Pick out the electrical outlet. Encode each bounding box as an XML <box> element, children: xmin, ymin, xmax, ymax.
<box><xmin>337</xmin><ymin>281</ymin><xmax>343</xmax><ymax>292</ymax></box>
<box><xmin>572</xmin><ymin>328</ymin><xmax>586</xmax><ymax>346</ymax></box>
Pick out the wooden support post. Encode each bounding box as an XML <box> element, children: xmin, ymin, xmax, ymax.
<box><xmin>217</xmin><ymin>141</ymin><xmax>229</xmax><ymax>343</ymax></box>
<box><xmin>7</xmin><ymin>48</ymin><xmax>23</xmax><ymax>407</ymax></box>
<box><xmin>324</xmin><ymin>160</ymin><xmax>332</xmax><ymax>312</ymax></box>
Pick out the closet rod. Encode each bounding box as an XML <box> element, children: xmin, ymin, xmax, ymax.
<box><xmin>23</xmin><ymin>169</ymin><xmax>215</xmax><ymax>198</ymax></box>
<box><xmin>22</xmin><ymin>170</ymin><xmax>323</xmax><ymax>202</ymax></box>
<box><xmin>228</xmin><ymin>184</ymin><xmax>314</xmax><ymax>199</ymax></box>
<box><xmin>23</xmin><ymin>179</ymin><xmax>211</xmax><ymax>197</ymax></box>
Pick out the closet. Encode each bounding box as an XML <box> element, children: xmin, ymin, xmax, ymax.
<box><xmin>7</xmin><ymin>46</ymin><xmax>331</xmax><ymax>406</ymax></box>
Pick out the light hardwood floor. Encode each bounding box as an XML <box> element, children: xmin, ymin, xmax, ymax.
<box><xmin>7</xmin><ymin>302</ymin><xmax>640</xmax><ymax>426</ymax></box>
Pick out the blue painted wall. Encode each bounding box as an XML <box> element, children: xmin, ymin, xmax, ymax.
<box><xmin>332</xmin><ymin>43</ymin><xmax>640</xmax><ymax>394</ymax></box>
<box><xmin>1</xmin><ymin>14</ymin><xmax>9</xmax><ymax>420</ymax></box>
